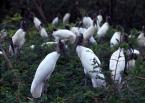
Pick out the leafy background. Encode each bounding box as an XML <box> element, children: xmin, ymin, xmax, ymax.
<box><xmin>0</xmin><ymin>0</ymin><xmax>145</xmax><ymax>103</ymax></box>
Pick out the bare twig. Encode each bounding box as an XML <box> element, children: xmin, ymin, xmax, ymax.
<box><xmin>135</xmin><ymin>76</ymin><xmax>145</xmax><ymax>80</ymax></box>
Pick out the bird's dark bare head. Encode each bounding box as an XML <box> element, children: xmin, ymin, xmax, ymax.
<box><xmin>56</xmin><ymin>40</ymin><xmax>66</xmax><ymax>54</ymax></box>
<box><xmin>76</xmin><ymin>33</ymin><xmax>83</xmax><ymax>46</ymax></box>
<box><xmin>106</xmin><ymin>16</ymin><xmax>111</xmax><ymax>24</ymax></box>
<box><xmin>20</xmin><ymin>20</ymin><xmax>27</xmax><ymax>31</ymax></box>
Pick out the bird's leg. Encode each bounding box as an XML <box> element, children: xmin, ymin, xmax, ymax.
<box><xmin>41</xmin><ymin>80</ymin><xmax>48</xmax><ymax>103</ymax></box>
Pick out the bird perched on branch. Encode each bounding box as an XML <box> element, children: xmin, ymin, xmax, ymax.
<box><xmin>31</xmin><ymin>40</ymin><xmax>66</xmax><ymax>98</ymax></box>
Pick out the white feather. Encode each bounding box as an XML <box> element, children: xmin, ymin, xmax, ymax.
<box><xmin>52</xmin><ymin>17</ymin><xmax>59</xmax><ymax>25</ymax></box>
<box><xmin>109</xmin><ymin>48</ymin><xmax>125</xmax><ymax>84</ymax></box>
<box><xmin>97</xmin><ymin>22</ymin><xmax>109</xmax><ymax>39</ymax></box>
<box><xmin>110</xmin><ymin>32</ymin><xmax>121</xmax><ymax>47</ymax></box>
<box><xmin>137</xmin><ymin>32</ymin><xmax>145</xmax><ymax>47</ymax></box>
<box><xmin>52</xmin><ymin>29</ymin><xmax>76</xmax><ymax>44</ymax></box>
<box><xmin>63</xmin><ymin>13</ymin><xmax>71</xmax><ymax>24</ymax></box>
<box><xmin>39</xmin><ymin>27</ymin><xmax>48</xmax><ymax>38</ymax></box>
<box><xmin>0</xmin><ymin>51</ymin><xmax>3</xmax><ymax>55</ymax></box>
<box><xmin>34</xmin><ymin>17</ymin><xmax>41</xmax><ymax>30</ymax></box>
<box><xmin>70</xmin><ymin>27</ymin><xmax>80</xmax><ymax>36</ymax></box>
<box><xmin>76</xmin><ymin>46</ymin><xmax>106</xmax><ymax>88</ymax></box>
<box><xmin>97</xmin><ymin>15</ymin><xmax>103</xmax><ymax>26</ymax></box>
<box><xmin>82</xmin><ymin>17</ymin><xmax>93</xmax><ymax>28</ymax></box>
<box><xmin>83</xmin><ymin>25</ymin><xmax>97</xmax><ymax>40</ymax></box>
<box><xmin>9</xmin><ymin>28</ymin><xmax>26</xmax><ymax>54</ymax></box>
<box><xmin>31</xmin><ymin>51</ymin><xmax>60</xmax><ymax>98</ymax></box>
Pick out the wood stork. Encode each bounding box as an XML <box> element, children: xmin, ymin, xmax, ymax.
<box><xmin>52</xmin><ymin>17</ymin><xmax>59</xmax><ymax>26</ymax></box>
<box><xmin>126</xmin><ymin>49</ymin><xmax>140</xmax><ymax>70</ymax></box>
<box><xmin>82</xmin><ymin>16</ymin><xmax>93</xmax><ymax>28</ymax></box>
<box><xmin>97</xmin><ymin>10</ymin><xmax>103</xmax><ymax>27</ymax></box>
<box><xmin>83</xmin><ymin>19</ymin><xmax>97</xmax><ymax>44</ymax></box>
<box><xmin>39</xmin><ymin>26</ymin><xmax>48</xmax><ymax>38</ymax></box>
<box><xmin>0</xmin><ymin>51</ymin><xmax>2</xmax><ymax>55</ymax></box>
<box><xmin>52</xmin><ymin>29</ymin><xmax>76</xmax><ymax>44</ymax></box>
<box><xmin>9</xmin><ymin>20</ymin><xmax>27</xmax><ymax>55</ymax></box>
<box><xmin>110</xmin><ymin>32</ymin><xmax>121</xmax><ymax>47</ymax></box>
<box><xmin>109</xmin><ymin>48</ymin><xmax>125</xmax><ymax>85</ymax></box>
<box><xmin>97</xmin><ymin>16</ymin><xmax>111</xmax><ymax>40</ymax></box>
<box><xmin>76</xmin><ymin>35</ymin><xmax>106</xmax><ymax>88</ymax></box>
<box><xmin>33</xmin><ymin>16</ymin><xmax>41</xmax><ymax>30</ymax></box>
<box><xmin>137</xmin><ymin>26</ymin><xmax>145</xmax><ymax>47</ymax></box>
<box><xmin>63</xmin><ymin>13</ymin><xmax>71</xmax><ymax>24</ymax></box>
<box><xmin>31</xmin><ymin>40</ymin><xmax>65</xmax><ymax>98</ymax></box>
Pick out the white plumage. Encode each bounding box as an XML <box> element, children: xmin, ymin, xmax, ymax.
<box><xmin>63</xmin><ymin>13</ymin><xmax>71</xmax><ymax>24</ymax></box>
<box><xmin>97</xmin><ymin>22</ymin><xmax>109</xmax><ymax>39</ymax></box>
<box><xmin>110</xmin><ymin>32</ymin><xmax>121</xmax><ymax>47</ymax></box>
<box><xmin>89</xmin><ymin>36</ymin><xmax>97</xmax><ymax>44</ymax></box>
<box><xmin>9</xmin><ymin>28</ymin><xmax>26</xmax><ymax>54</ymax></box>
<box><xmin>109</xmin><ymin>48</ymin><xmax>125</xmax><ymax>84</ymax></box>
<box><xmin>52</xmin><ymin>29</ymin><xmax>76</xmax><ymax>44</ymax></box>
<box><xmin>82</xmin><ymin>16</ymin><xmax>93</xmax><ymax>28</ymax></box>
<box><xmin>137</xmin><ymin>32</ymin><xmax>145</xmax><ymax>47</ymax></box>
<box><xmin>83</xmin><ymin>24</ymin><xmax>97</xmax><ymax>41</ymax></box>
<box><xmin>0</xmin><ymin>51</ymin><xmax>2</xmax><ymax>55</ymax></box>
<box><xmin>33</xmin><ymin>17</ymin><xmax>41</xmax><ymax>30</ymax></box>
<box><xmin>76</xmin><ymin>46</ymin><xmax>106</xmax><ymax>88</ymax></box>
<box><xmin>97</xmin><ymin>15</ymin><xmax>103</xmax><ymax>27</ymax></box>
<box><xmin>70</xmin><ymin>27</ymin><xmax>80</xmax><ymax>36</ymax></box>
<box><xmin>52</xmin><ymin>17</ymin><xmax>59</xmax><ymax>25</ymax></box>
<box><xmin>78</xmin><ymin>27</ymin><xmax>87</xmax><ymax>34</ymax></box>
<box><xmin>39</xmin><ymin>27</ymin><xmax>48</xmax><ymax>38</ymax></box>
<box><xmin>31</xmin><ymin>51</ymin><xmax>60</xmax><ymax>98</ymax></box>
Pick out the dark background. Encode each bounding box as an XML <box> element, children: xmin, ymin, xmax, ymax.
<box><xmin>0</xmin><ymin>0</ymin><xmax>145</xmax><ymax>30</ymax></box>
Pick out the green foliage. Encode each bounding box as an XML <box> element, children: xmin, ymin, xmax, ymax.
<box><xmin>0</xmin><ymin>17</ymin><xmax>145</xmax><ymax>103</ymax></box>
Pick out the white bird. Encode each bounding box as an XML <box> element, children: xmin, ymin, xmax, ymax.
<box><xmin>82</xmin><ymin>16</ymin><xmax>93</xmax><ymax>28</ymax></box>
<box><xmin>34</xmin><ymin>16</ymin><xmax>41</xmax><ymax>30</ymax></box>
<box><xmin>89</xmin><ymin>36</ymin><xmax>97</xmax><ymax>44</ymax></box>
<box><xmin>126</xmin><ymin>49</ymin><xmax>139</xmax><ymax>70</ymax></box>
<box><xmin>31</xmin><ymin>40</ymin><xmax>65</xmax><ymax>98</ymax></box>
<box><xmin>52</xmin><ymin>29</ymin><xmax>76</xmax><ymax>44</ymax></box>
<box><xmin>97</xmin><ymin>10</ymin><xmax>103</xmax><ymax>27</ymax></box>
<box><xmin>70</xmin><ymin>27</ymin><xmax>80</xmax><ymax>36</ymax></box>
<box><xmin>83</xmin><ymin>21</ymin><xmax>97</xmax><ymax>44</ymax></box>
<box><xmin>78</xmin><ymin>27</ymin><xmax>87</xmax><ymax>34</ymax></box>
<box><xmin>0</xmin><ymin>51</ymin><xmax>2</xmax><ymax>55</ymax></box>
<box><xmin>97</xmin><ymin>16</ymin><xmax>110</xmax><ymax>39</ymax></box>
<box><xmin>52</xmin><ymin>17</ymin><xmax>59</xmax><ymax>25</ymax></box>
<box><xmin>76</xmin><ymin>35</ymin><xmax>106</xmax><ymax>88</ymax></box>
<box><xmin>39</xmin><ymin>27</ymin><xmax>48</xmax><ymax>38</ymax></box>
<box><xmin>109</xmin><ymin>48</ymin><xmax>125</xmax><ymax>84</ymax></box>
<box><xmin>83</xmin><ymin>23</ymin><xmax>97</xmax><ymax>40</ymax></box>
<box><xmin>63</xmin><ymin>13</ymin><xmax>71</xmax><ymax>24</ymax></box>
<box><xmin>137</xmin><ymin>26</ymin><xmax>145</xmax><ymax>47</ymax></box>
<box><xmin>9</xmin><ymin>21</ymin><xmax>27</xmax><ymax>55</ymax></box>
<box><xmin>110</xmin><ymin>32</ymin><xmax>121</xmax><ymax>47</ymax></box>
